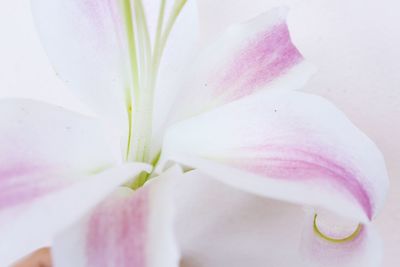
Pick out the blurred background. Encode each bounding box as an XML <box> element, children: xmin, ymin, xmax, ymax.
<box><xmin>0</xmin><ymin>0</ymin><xmax>399</xmax><ymax>266</ymax></box>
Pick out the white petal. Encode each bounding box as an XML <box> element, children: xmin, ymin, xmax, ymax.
<box><xmin>31</xmin><ymin>0</ymin><xmax>132</xmax><ymax>131</ymax></box>
<box><xmin>0</xmin><ymin>99</ymin><xmax>149</xmax><ymax>265</ymax></box>
<box><xmin>32</xmin><ymin>0</ymin><xmax>199</xmax><ymax>160</ymax></box>
<box><xmin>175</xmin><ymin>171</ymin><xmax>382</xmax><ymax>267</ymax></box>
<box><xmin>4</xmin><ymin>164</ymin><xmax>148</xmax><ymax>266</ymax></box>
<box><xmin>165</xmin><ymin>7</ymin><xmax>315</xmax><ymax>126</ymax></box>
<box><xmin>161</xmin><ymin>90</ymin><xmax>389</xmax><ymax>222</ymax></box>
<box><xmin>52</xmin><ymin>166</ymin><xmax>182</xmax><ymax>267</ymax></box>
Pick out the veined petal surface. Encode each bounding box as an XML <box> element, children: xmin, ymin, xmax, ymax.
<box><xmin>166</xmin><ymin>7</ymin><xmax>315</xmax><ymax>125</ymax></box>
<box><xmin>161</xmin><ymin>90</ymin><xmax>389</xmax><ymax>222</ymax></box>
<box><xmin>52</xmin><ymin>166</ymin><xmax>181</xmax><ymax>267</ymax></box>
<box><xmin>175</xmin><ymin>171</ymin><xmax>382</xmax><ymax>267</ymax></box>
<box><xmin>0</xmin><ymin>99</ymin><xmax>149</xmax><ymax>265</ymax></box>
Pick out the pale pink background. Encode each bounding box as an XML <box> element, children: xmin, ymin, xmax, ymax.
<box><xmin>0</xmin><ymin>0</ymin><xmax>399</xmax><ymax>266</ymax></box>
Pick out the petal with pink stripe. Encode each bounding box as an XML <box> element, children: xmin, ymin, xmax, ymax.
<box><xmin>174</xmin><ymin>170</ymin><xmax>382</xmax><ymax>267</ymax></box>
<box><xmin>161</xmin><ymin>90</ymin><xmax>389</xmax><ymax>222</ymax></box>
<box><xmin>165</xmin><ymin>7</ymin><xmax>315</xmax><ymax>125</ymax></box>
<box><xmin>52</xmin><ymin>166</ymin><xmax>181</xmax><ymax>267</ymax></box>
<box><xmin>0</xmin><ymin>99</ymin><xmax>114</xmax><ymax>212</ymax></box>
<box><xmin>0</xmin><ymin>99</ymin><xmax>149</xmax><ymax>265</ymax></box>
<box><xmin>86</xmin><ymin>187</ymin><xmax>149</xmax><ymax>267</ymax></box>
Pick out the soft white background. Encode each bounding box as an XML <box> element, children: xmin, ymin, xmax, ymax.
<box><xmin>0</xmin><ymin>0</ymin><xmax>399</xmax><ymax>266</ymax></box>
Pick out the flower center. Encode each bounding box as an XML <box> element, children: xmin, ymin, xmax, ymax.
<box><xmin>313</xmin><ymin>212</ymin><xmax>362</xmax><ymax>243</ymax></box>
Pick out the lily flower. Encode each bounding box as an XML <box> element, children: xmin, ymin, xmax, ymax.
<box><xmin>2</xmin><ymin>0</ymin><xmax>388</xmax><ymax>266</ymax></box>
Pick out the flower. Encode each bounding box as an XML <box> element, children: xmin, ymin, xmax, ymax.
<box><xmin>1</xmin><ymin>0</ymin><xmax>388</xmax><ymax>266</ymax></box>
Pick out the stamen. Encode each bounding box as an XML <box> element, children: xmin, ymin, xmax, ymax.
<box><xmin>122</xmin><ymin>0</ymin><xmax>140</xmax><ymax>101</ymax></box>
<box><xmin>153</xmin><ymin>0</ymin><xmax>166</xmax><ymax>56</ymax></box>
<box><xmin>122</xmin><ymin>0</ymin><xmax>188</xmax><ymax>170</ymax></box>
<box><xmin>122</xmin><ymin>0</ymin><xmax>140</xmax><ymax>161</ymax></box>
<box><xmin>313</xmin><ymin>213</ymin><xmax>362</xmax><ymax>243</ymax></box>
<box><xmin>132</xmin><ymin>0</ymin><xmax>153</xmax><ymax>163</ymax></box>
<box><xmin>134</xmin><ymin>0</ymin><xmax>151</xmax><ymax>84</ymax></box>
<box><xmin>154</xmin><ymin>0</ymin><xmax>187</xmax><ymax>68</ymax></box>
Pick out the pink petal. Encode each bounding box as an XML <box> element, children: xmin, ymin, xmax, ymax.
<box><xmin>0</xmin><ymin>99</ymin><xmax>149</xmax><ymax>265</ymax></box>
<box><xmin>52</xmin><ymin>166</ymin><xmax>181</xmax><ymax>267</ymax></box>
<box><xmin>164</xmin><ymin>7</ymin><xmax>315</xmax><ymax>126</ymax></box>
<box><xmin>0</xmin><ymin>99</ymin><xmax>112</xmax><ymax>211</ymax></box>
<box><xmin>86</xmin><ymin>187</ymin><xmax>149</xmax><ymax>267</ymax></box>
<box><xmin>161</xmin><ymin>90</ymin><xmax>389</xmax><ymax>222</ymax></box>
<box><xmin>213</xmin><ymin>22</ymin><xmax>302</xmax><ymax>99</ymax></box>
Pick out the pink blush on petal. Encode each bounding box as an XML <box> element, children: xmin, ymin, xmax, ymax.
<box><xmin>301</xmin><ymin>216</ymin><xmax>367</xmax><ymax>265</ymax></box>
<box><xmin>215</xmin><ymin>23</ymin><xmax>303</xmax><ymax>101</ymax></box>
<box><xmin>0</xmin><ymin>163</ymin><xmax>64</xmax><ymax>210</ymax></box>
<box><xmin>227</xmin><ymin>145</ymin><xmax>373</xmax><ymax>220</ymax></box>
<box><xmin>86</xmin><ymin>187</ymin><xmax>150</xmax><ymax>267</ymax></box>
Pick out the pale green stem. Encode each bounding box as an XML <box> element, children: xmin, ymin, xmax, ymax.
<box><xmin>134</xmin><ymin>0</ymin><xmax>151</xmax><ymax>85</ymax></box>
<box><xmin>123</xmin><ymin>0</ymin><xmax>140</xmax><ymax>161</ymax></box>
<box><xmin>134</xmin><ymin>0</ymin><xmax>166</xmax><ymax>164</ymax></box>
<box><xmin>136</xmin><ymin>0</ymin><xmax>152</xmax><ymax>58</ymax></box>
<box><xmin>154</xmin><ymin>0</ymin><xmax>187</xmax><ymax>68</ymax></box>
<box><xmin>132</xmin><ymin>0</ymin><xmax>152</xmax><ymax>162</ymax></box>
<box><xmin>124</xmin><ymin>0</ymin><xmax>187</xmax><ymax>187</ymax></box>
<box><xmin>139</xmin><ymin>0</ymin><xmax>187</xmax><ymax>163</ymax></box>
<box><xmin>153</xmin><ymin>0</ymin><xmax>166</xmax><ymax>60</ymax></box>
